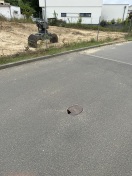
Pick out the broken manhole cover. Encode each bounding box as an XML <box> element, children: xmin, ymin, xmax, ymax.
<box><xmin>67</xmin><ymin>105</ymin><xmax>83</xmax><ymax>116</ymax></box>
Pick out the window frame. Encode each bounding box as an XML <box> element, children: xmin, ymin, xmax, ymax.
<box><xmin>61</xmin><ymin>13</ymin><xmax>67</xmax><ymax>17</ymax></box>
<box><xmin>13</xmin><ymin>10</ymin><xmax>18</xmax><ymax>14</ymax></box>
<box><xmin>79</xmin><ymin>13</ymin><xmax>91</xmax><ymax>17</ymax></box>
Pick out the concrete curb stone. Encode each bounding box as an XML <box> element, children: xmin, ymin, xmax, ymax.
<box><xmin>0</xmin><ymin>40</ymin><xmax>127</xmax><ymax>70</ymax></box>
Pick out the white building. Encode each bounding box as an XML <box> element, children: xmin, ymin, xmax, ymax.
<box><xmin>39</xmin><ymin>0</ymin><xmax>103</xmax><ymax>24</ymax></box>
<box><xmin>101</xmin><ymin>4</ymin><xmax>129</xmax><ymax>22</ymax></box>
<box><xmin>0</xmin><ymin>0</ymin><xmax>22</xmax><ymax>19</ymax></box>
<box><xmin>128</xmin><ymin>5</ymin><xmax>132</xmax><ymax>14</ymax></box>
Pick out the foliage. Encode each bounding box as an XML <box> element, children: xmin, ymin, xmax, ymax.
<box><xmin>100</xmin><ymin>20</ymin><xmax>107</xmax><ymax>27</ymax></box>
<box><xmin>0</xmin><ymin>15</ymin><xmax>7</xmax><ymax>21</ymax></box>
<box><xmin>48</xmin><ymin>10</ymin><xmax>58</xmax><ymax>25</ymax></box>
<box><xmin>62</xmin><ymin>22</ymin><xmax>131</xmax><ymax>32</ymax></box>
<box><xmin>116</xmin><ymin>18</ymin><xmax>122</xmax><ymax>24</ymax></box>
<box><xmin>107</xmin><ymin>21</ymin><xmax>112</xmax><ymax>25</ymax></box>
<box><xmin>10</xmin><ymin>17</ymin><xmax>33</xmax><ymax>23</ymax></box>
<box><xmin>5</xmin><ymin>0</ymin><xmax>41</xmax><ymax>17</ymax></box>
<box><xmin>0</xmin><ymin>38</ymin><xmax>115</xmax><ymax>65</ymax></box>
<box><xmin>48</xmin><ymin>11</ymin><xmax>66</xmax><ymax>26</ymax></box>
<box><xmin>111</xmin><ymin>19</ymin><xmax>116</xmax><ymax>24</ymax></box>
<box><xmin>53</xmin><ymin>10</ymin><xmax>58</xmax><ymax>19</ymax></box>
<box><xmin>90</xmin><ymin>38</ymin><xmax>96</xmax><ymax>42</ymax></box>
<box><xmin>123</xmin><ymin>18</ymin><xmax>130</xmax><ymax>25</ymax></box>
<box><xmin>5</xmin><ymin>0</ymin><xmax>19</xmax><ymax>6</ymax></box>
<box><xmin>128</xmin><ymin>12</ymin><xmax>132</xmax><ymax>19</ymax></box>
<box><xmin>28</xmin><ymin>0</ymin><xmax>41</xmax><ymax>17</ymax></box>
<box><xmin>18</xmin><ymin>0</ymin><xmax>35</xmax><ymax>19</ymax></box>
<box><xmin>77</xmin><ymin>17</ymin><xmax>82</xmax><ymax>25</ymax></box>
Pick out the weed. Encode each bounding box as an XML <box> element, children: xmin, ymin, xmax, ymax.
<box><xmin>125</xmin><ymin>32</ymin><xmax>132</xmax><ymax>40</ymax></box>
<box><xmin>105</xmin><ymin>37</ymin><xmax>112</xmax><ymax>42</ymax></box>
<box><xmin>90</xmin><ymin>38</ymin><xmax>96</xmax><ymax>42</ymax></box>
<box><xmin>0</xmin><ymin>38</ymin><xmax>116</xmax><ymax>65</ymax></box>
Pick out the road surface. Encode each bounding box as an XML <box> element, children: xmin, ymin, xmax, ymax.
<box><xmin>0</xmin><ymin>42</ymin><xmax>132</xmax><ymax>176</ymax></box>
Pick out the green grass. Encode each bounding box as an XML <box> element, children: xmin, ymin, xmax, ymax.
<box><xmin>0</xmin><ymin>15</ymin><xmax>7</xmax><ymax>21</ymax></box>
<box><xmin>0</xmin><ymin>15</ymin><xmax>34</xmax><ymax>23</ymax></box>
<box><xmin>61</xmin><ymin>23</ymin><xmax>130</xmax><ymax>33</ymax></box>
<box><xmin>10</xmin><ymin>17</ymin><xmax>34</xmax><ymax>23</ymax></box>
<box><xmin>125</xmin><ymin>32</ymin><xmax>132</xmax><ymax>41</ymax></box>
<box><xmin>0</xmin><ymin>38</ymin><xmax>115</xmax><ymax>65</ymax></box>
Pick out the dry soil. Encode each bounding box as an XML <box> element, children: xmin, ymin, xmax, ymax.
<box><xmin>0</xmin><ymin>21</ymin><xmax>125</xmax><ymax>56</ymax></box>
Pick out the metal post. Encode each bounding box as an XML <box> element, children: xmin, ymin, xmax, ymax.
<box><xmin>123</xmin><ymin>6</ymin><xmax>126</xmax><ymax>21</ymax></box>
<box><xmin>44</xmin><ymin>0</ymin><xmax>46</xmax><ymax>22</ymax></box>
<box><xmin>97</xmin><ymin>16</ymin><xmax>101</xmax><ymax>42</ymax></box>
<box><xmin>129</xmin><ymin>18</ymin><xmax>132</xmax><ymax>34</ymax></box>
<box><xmin>44</xmin><ymin>0</ymin><xmax>47</xmax><ymax>48</ymax></box>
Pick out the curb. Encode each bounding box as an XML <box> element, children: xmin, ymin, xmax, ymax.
<box><xmin>0</xmin><ymin>40</ymin><xmax>128</xmax><ymax>70</ymax></box>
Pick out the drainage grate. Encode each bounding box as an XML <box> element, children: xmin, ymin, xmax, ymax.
<box><xmin>67</xmin><ymin>105</ymin><xmax>83</xmax><ymax>116</ymax></box>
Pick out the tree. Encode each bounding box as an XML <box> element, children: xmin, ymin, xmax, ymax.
<box><xmin>5</xmin><ymin>0</ymin><xmax>41</xmax><ymax>17</ymax></box>
<box><xmin>18</xmin><ymin>0</ymin><xmax>35</xmax><ymax>19</ymax></box>
<box><xmin>28</xmin><ymin>0</ymin><xmax>41</xmax><ymax>17</ymax></box>
<box><xmin>5</xmin><ymin>0</ymin><xmax>19</xmax><ymax>6</ymax></box>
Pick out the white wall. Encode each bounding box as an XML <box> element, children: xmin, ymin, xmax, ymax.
<box><xmin>10</xmin><ymin>6</ymin><xmax>21</xmax><ymax>19</ymax></box>
<box><xmin>39</xmin><ymin>0</ymin><xmax>103</xmax><ymax>7</ymax></box>
<box><xmin>39</xmin><ymin>0</ymin><xmax>103</xmax><ymax>24</ymax></box>
<box><xmin>0</xmin><ymin>6</ymin><xmax>11</xmax><ymax>18</ymax></box>
<box><xmin>128</xmin><ymin>5</ymin><xmax>132</xmax><ymax>13</ymax></box>
<box><xmin>46</xmin><ymin>6</ymin><xmax>102</xmax><ymax>24</ymax></box>
<box><xmin>101</xmin><ymin>4</ymin><xmax>129</xmax><ymax>22</ymax></box>
<box><xmin>0</xmin><ymin>5</ymin><xmax>22</xmax><ymax>19</ymax></box>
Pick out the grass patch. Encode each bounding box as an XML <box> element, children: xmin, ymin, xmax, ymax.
<box><xmin>62</xmin><ymin>23</ymin><xmax>130</xmax><ymax>32</ymax></box>
<box><xmin>10</xmin><ymin>18</ymin><xmax>34</xmax><ymax>23</ymax></box>
<box><xmin>0</xmin><ymin>38</ymin><xmax>115</xmax><ymax>65</ymax></box>
<box><xmin>0</xmin><ymin>15</ymin><xmax>7</xmax><ymax>21</ymax></box>
<box><xmin>0</xmin><ymin>15</ymin><xmax>34</xmax><ymax>24</ymax></box>
<box><xmin>125</xmin><ymin>32</ymin><xmax>132</xmax><ymax>41</ymax></box>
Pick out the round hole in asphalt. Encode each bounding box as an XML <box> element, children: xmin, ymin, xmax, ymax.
<box><xmin>67</xmin><ymin>105</ymin><xmax>83</xmax><ymax>116</ymax></box>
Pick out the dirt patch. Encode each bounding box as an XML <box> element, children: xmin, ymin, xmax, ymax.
<box><xmin>0</xmin><ymin>21</ymin><xmax>126</xmax><ymax>56</ymax></box>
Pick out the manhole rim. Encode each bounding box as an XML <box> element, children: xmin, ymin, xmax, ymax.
<box><xmin>67</xmin><ymin>104</ymin><xmax>83</xmax><ymax>116</ymax></box>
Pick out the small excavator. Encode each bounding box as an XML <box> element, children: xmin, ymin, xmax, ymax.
<box><xmin>28</xmin><ymin>19</ymin><xmax>58</xmax><ymax>48</ymax></box>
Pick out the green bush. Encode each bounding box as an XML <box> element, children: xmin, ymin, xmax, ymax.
<box><xmin>10</xmin><ymin>17</ymin><xmax>33</xmax><ymax>23</ymax></box>
<box><xmin>116</xmin><ymin>18</ymin><xmax>122</xmax><ymax>24</ymax></box>
<box><xmin>90</xmin><ymin>38</ymin><xmax>96</xmax><ymax>42</ymax></box>
<box><xmin>100</xmin><ymin>20</ymin><xmax>107</xmax><ymax>27</ymax></box>
<box><xmin>48</xmin><ymin>18</ymin><xmax>66</xmax><ymax>26</ymax></box>
<box><xmin>77</xmin><ymin>17</ymin><xmax>82</xmax><ymax>25</ymax></box>
<box><xmin>123</xmin><ymin>18</ymin><xmax>130</xmax><ymax>25</ymax></box>
<box><xmin>111</xmin><ymin>19</ymin><xmax>116</xmax><ymax>24</ymax></box>
<box><xmin>64</xmin><ymin>23</ymin><xmax>115</xmax><ymax>32</ymax></box>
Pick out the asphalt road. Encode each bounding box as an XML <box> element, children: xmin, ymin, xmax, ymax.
<box><xmin>0</xmin><ymin>42</ymin><xmax>132</xmax><ymax>176</ymax></box>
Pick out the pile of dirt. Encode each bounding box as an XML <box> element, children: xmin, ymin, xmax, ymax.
<box><xmin>0</xmin><ymin>21</ymin><xmax>125</xmax><ymax>56</ymax></box>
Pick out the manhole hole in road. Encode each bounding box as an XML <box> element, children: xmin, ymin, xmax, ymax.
<box><xmin>67</xmin><ymin>105</ymin><xmax>83</xmax><ymax>116</ymax></box>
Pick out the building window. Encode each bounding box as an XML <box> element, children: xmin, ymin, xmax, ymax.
<box><xmin>80</xmin><ymin>13</ymin><xmax>91</xmax><ymax>17</ymax></box>
<box><xmin>13</xmin><ymin>10</ymin><xmax>18</xmax><ymax>14</ymax></box>
<box><xmin>61</xmin><ymin>13</ymin><xmax>66</xmax><ymax>17</ymax></box>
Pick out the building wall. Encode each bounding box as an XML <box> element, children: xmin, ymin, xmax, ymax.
<box><xmin>39</xmin><ymin>0</ymin><xmax>103</xmax><ymax>24</ymax></box>
<box><xmin>128</xmin><ymin>5</ymin><xmax>132</xmax><ymax>13</ymax></box>
<box><xmin>0</xmin><ymin>6</ymin><xmax>11</xmax><ymax>18</ymax></box>
<box><xmin>46</xmin><ymin>6</ymin><xmax>102</xmax><ymax>24</ymax></box>
<box><xmin>0</xmin><ymin>5</ymin><xmax>22</xmax><ymax>19</ymax></box>
<box><xmin>39</xmin><ymin>0</ymin><xmax>103</xmax><ymax>7</ymax></box>
<box><xmin>101</xmin><ymin>4</ymin><xmax>129</xmax><ymax>22</ymax></box>
<box><xmin>10</xmin><ymin>6</ymin><xmax>21</xmax><ymax>19</ymax></box>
